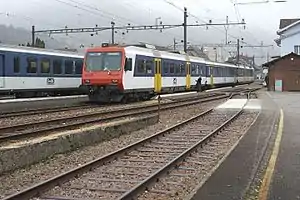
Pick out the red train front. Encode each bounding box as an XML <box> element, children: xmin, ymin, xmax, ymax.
<box><xmin>80</xmin><ymin>44</ymin><xmax>125</xmax><ymax>103</ymax></box>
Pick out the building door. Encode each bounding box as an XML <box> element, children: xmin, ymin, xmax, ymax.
<box><xmin>154</xmin><ymin>58</ymin><xmax>162</xmax><ymax>93</ymax></box>
<box><xmin>0</xmin><ymin>55</ymin><xmax>4</xmax><ymax>88</ymax></box>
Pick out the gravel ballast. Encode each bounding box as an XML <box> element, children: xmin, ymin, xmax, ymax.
<box><xmin>0</xmin><ymin>99</ymin><xmax>169</xmax><ymax>127</ymax></box>
<box><xmin>0</xmin><ymin>99</ymin><xmax>224</xmax><ymax>198</ymax></box>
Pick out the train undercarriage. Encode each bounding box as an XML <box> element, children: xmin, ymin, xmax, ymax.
<box><xmin>80</xmin><ymin>84</ymin><xmax>155</xmax><ymax>103</ymax></box>
<box><xmin>80</xmin><ymin>80</ymin><xmax>254</xmax><ymax>104</ymax></box>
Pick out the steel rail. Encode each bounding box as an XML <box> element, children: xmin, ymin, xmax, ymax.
<box><xmin>0</xmin><ymin>94</ymin><xmax>229</xmax><ymax>143</ymax></box>
<box><xmin>0</xmin><ymin>93</ymin><xmax>221</xmax><ymax>119</ymax></box>
<box><xmin>117</xmin><ymin>90</ymin><xmax>254</xmax><ymax>200</ymax></box>
<box><xmin>1</xmin><ymin>104</ymin><xmax>218</xmax><ymax>200</ymax></box>
<box><xmin>1</xmin><ymin>89</ymin><xmax>256</xmax><ymax>200</ymax></box>
<box><xmin>0</xmin><ymin>103</ymin><xmax>93</xmax><ymax>119</ymax></box>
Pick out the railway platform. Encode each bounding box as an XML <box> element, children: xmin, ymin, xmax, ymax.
<box><xmin>266</xmin><ymin>92</ymin><xmax>300</xmax><ymax>200</ymax></box>
<box><xmin>187</xmin><ymin>89</ymin><xmax>287</xmax><ymax>200</ymax></box>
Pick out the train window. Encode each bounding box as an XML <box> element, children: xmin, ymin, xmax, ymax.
<box><xmin>174</xmin><ymin>63</ymin><xmax>180</xmax><ymax>75</ymax></box>
<box><xmin>220</xmin><ymin>67</ymin><xmax>224</xmax><ymax>77</ymax></box>
<box><xmin>65</xmin><ymin>60</ymin><xmax>73</xmax><ymax>74</ymax></box>
<box><xmin>163</xmin><ymin>62</ymin><xmax>169</xmax><ymax>74</ymax></box>
<box><xmin>180</xmin><ymin>63</ymin><xmax>185</xmax><ymax>75</ymax></box>
<box><xmin>75</xmin><ymin>60</ymin><xmax>83</xmax><ymax>74</ymax></box>
<box><xmin>199</xmin><ymin>65</ymin><xmax>204</xmax><ymax>76</ymax></box>
<box><xmin>124</xmin><ymin>58</ymin><xmax>132</xmax><ymax>71</ymax></box>
<box><xmin>191</xmin><ymin>64</ymin><xmax>196</xmax><ymax>75</ymax></box>
<box><xmin>231</xmin><ymin>68</ymin><xmax>234</xmax><ymax>76</ymax></box>
<box><xmin>137</xmin><ymin>59</ymin><xmax>146</xmax><ymax>73</ymax></box>
<box><xmin>40</xmin><ymin>59</ymin><xmax>50</xmax><ymax>74</ymax></box>
<box><xmin>196</xmin><ymin>65</ymin><xmax>200</xmax><ymax>75</ymax></box>
<box><xmin>27</xmin><ymin>57</ymin><xmax>37</xmax><ymax>73</ymax></box>
<box><xmin>14</xmin><ymin>57</ymin><xmax>20</xmax><ymax>73</ymax></box>
<box><xmin>53</xmin><ymin>59</ymin><xmax>62</xmax><ymax>74</ymax></box>
<box><xmin>146</xmin><ymin>60</ymin><xmax>153</xmax><ymax>74</ymax></box>
<box><xmin>170</xmin><ymin>63</ymin><xmax>175</xmax><ymax>74</ymax></box>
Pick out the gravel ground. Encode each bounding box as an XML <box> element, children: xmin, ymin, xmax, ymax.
<box><xmin>0</xmin><ymin>99</ymin><xmax>225</xmax><ymax>199</ymax></box>
<box><xmin>137</xmin><ymin>111</ymin><xmax>259</xmax><ymax>200</ymax></box>
<box><xmin>38</xmin><ymin>109</ymin><xmax>236</xmax><ymax>199</ymax></box>
<box><xmin>0</xmin><ymin>99</ymin><xmax>172</xmax><ymax>127</ymax></box>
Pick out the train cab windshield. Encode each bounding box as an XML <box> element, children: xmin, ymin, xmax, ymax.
<box><xmin>85</xmin><ymin>52</ymin><xmax>122</xmax><ymax>71</ymax></box>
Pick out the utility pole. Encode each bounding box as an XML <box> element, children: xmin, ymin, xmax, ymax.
<box><xmin>111</xmin><ymin>21</ymin><xmax>115</xmax><ymax>44</ymax></box>
<box><xmin>31</xmin><ymin>25</ymin><xmax>35</xmax><ymax>47</ymax></box>
<box><xmin>173</xmin><ymin>38</ymin><xmax>177</xmax><ymax>50</ymax></box>
<box><xmin>183</xmin><ymin>7</ymin><xmax>188</xmax><ymax>53</ymax></box>
<box><xmin>237</xmin><ymin>38</ymin><xmax>240</xmax><ymax>64</ymax></box>
<box><xmin>225</xmin><ymin>16</ymin><xmax>229</xmax><ymax>45</ymax></box>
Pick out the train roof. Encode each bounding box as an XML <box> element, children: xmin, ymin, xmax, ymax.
<box><xmin>86</xmin><ymin>43</ymin><xmax>253</xmax><ymax>69</ymax></box>
<box><xmin>0</xmin><ymin>44</ymin><xmax>84</xmax><ymax>58</ymax></box>
<box><xmin>124</xmin><ymin>46</ymin><xmax>251</xmax><ymax>69</ymax></box>
<box><xmin>125</xmin><ymin>45</ymin><xmax>193</xmax><ymax>62</ymax></box>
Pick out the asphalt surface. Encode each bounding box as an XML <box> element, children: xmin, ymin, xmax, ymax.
<box><xmin>267</xmin><ymin>92</ymin><xmax>300</xmax><ymax>200</ymax></box>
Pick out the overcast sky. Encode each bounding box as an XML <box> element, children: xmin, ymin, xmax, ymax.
<box><xmin>1</xmin><ymin>0</ymin><xmax>299</xmax><ymax>64</ymax></box>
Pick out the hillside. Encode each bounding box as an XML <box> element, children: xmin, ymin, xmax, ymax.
<box><xmin>0</xmin><ymin>24</ymin><xmax>69</xmax><ymax>49</ymax></box>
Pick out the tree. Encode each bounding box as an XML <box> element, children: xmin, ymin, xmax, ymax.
<box><xmin>24</xmin><ymin>37</ymin><xmax>46</xmax><ymax>48</ymax></box>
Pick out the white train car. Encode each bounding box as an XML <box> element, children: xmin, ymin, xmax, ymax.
<box><xmin>81</xmin><ymin>44</ymin><xmax>254</xmax><ymax>103</ymax></box>
<box><xmin>0</xmin><ymin>44</ymin><xmax>84</xmax><ymax>98</ymax></box>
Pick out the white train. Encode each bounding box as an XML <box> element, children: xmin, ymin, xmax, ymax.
<box><xmin>81</xmin><ymin>44</ymin><xmax>255</xmax><ymax>103</ymax></box>
<box><xmin>0</xmin><ymin>44</ymin><xmax>84</xmax><ymax>98</ymax></box>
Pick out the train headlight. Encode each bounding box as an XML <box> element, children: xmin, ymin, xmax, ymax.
<box><xmin>85</xmin><ymin>79</ymin><xmax>90</xmax><ymax>84</ymax></box>
<box><xmin>112</xmin><ymin>79</ymin><xmax>118</xmax><ymax>83</ymax></box>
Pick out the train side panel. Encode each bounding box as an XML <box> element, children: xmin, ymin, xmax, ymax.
<box><xmin>0</xmin><ymin>45</ymin><xmax>84</xmax><ymax>97</ymax></box>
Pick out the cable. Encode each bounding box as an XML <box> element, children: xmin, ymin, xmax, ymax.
<box><xmin>52</xmin><ymin>0</ymin><xmax>131</xmax><ymax>25</ymax></box>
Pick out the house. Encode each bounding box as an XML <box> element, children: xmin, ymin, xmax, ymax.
<box><xmin>262</xmin><ymin>52</ymin><xmax>300</xmax><ymax>92</ymax></box>
<box><xmin>275</xmin><ymin>18</ymin><xmax>300</xmax><ymax>56</ymax></box>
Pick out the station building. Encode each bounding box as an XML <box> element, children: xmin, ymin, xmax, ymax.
<box><xmin>263</xmin><ymin>52</ymin><xmax>300</xmax><ymax>91</ymax></box>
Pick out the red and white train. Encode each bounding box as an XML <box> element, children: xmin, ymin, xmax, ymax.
<box><xmin>80</xmin><ymin>43</ymin><xmax>254</xmax><ymax>103</ymax></box>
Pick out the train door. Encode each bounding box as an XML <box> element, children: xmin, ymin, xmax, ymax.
<box><xmin>210</xmin><ymin>65</ymin><xmax>214</xmax><ymax>87</ymax></box>
<box><xmin>0</xmin><ymin>55</ymin><xmax>4</xmax><ymax>88</ymax></box>
<box><xmin>186</xmin><ymin>62</ymin><xmax>191</xmax><ymax>90</ymax></box>
<box><xmin>233</xmin><ymin>67</ymin><xmax>238</xmax><ymax>83</ymax></box>
<box><xmin>154</xmin><ymin>58</ymin><xmax>162</xmax><ymax>93</ymax></box>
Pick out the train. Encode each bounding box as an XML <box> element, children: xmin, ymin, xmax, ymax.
<box><xmin>0</xmin><ymin>44</ymin><xmax>84</xmax><ymax>98</ymax></box>
<box><xmin>80</xmin><ymin>43</ymin><xmax>255</xmax><ymax>103</ymax></box>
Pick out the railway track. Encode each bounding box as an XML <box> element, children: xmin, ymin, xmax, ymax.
<box><xmin>2</xmin><ymin>89</ymin><xmax>258</xmax><ymax>200</ymax></box>
<box><xmin>0</xmin><ymin>103</ymin><xmax>94</xmax><ymax>119</ymax></box>
<box><xmin>0</xmin><ymin>88</ymin><xmax>250</xmax><ymax>119</ymax></box>
<box><xmin>0</xmin><ymin>93</ymin><xmax>229</xmax><ymax>144</ymax></box>
<box><xmin>0</xmin><ymin>93</ymin><xmax>222</xmax><ymax>119</ymax></box>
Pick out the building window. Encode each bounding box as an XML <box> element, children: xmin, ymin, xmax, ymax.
<box><xmin>294</xmin><ymin>45</ymin><xmax>300</xmax><ymax>55</ymax></box>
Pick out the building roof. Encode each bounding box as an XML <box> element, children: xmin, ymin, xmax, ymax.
<box><xmin>277</xmin><ymin>18</ymin><xmax>300</xmax><ymax>35</ymax></box>
<box><xmin>262</xmin><ymin>52</ymin><xmax>300</xmax><ymax>68</ymax></box>
<box><xmin>279</xmin><ymin>18</ymin><xmax>300</xmax><ymax>29</ymax></box>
